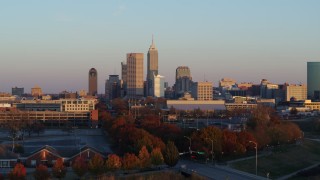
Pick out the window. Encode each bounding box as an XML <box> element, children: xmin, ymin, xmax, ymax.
<box><xmin>0</xmin><ymin>160</ymin><xmax>9</xmax><ymax>168</ymax></box>
<box><xmin>31</xmin><ymin>160</ymin><xmax>36</xmax><ymax>167</ymax></box>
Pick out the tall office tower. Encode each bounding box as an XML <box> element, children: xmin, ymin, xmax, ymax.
<box><xmin>12</xmin><ymin>87</ymin><xmax>24</xmax><ymax>97</ymax></box>
<box><xmin>174</xmin><ymin>66</ymin><xmax>192</xmax><ymax>98</ymax></box>
<box><xmin>31</xmin><ymin>85</ymin><xmax>43</xmax><ymax>97</ymax></box>
<box><xmin>146</xmin><ymin>36</ymin><xmax>158</xmax><ymax>96</ymax></box>
<box><xmin>105</xmin><ymin>75</ymin><xmax>121</xmax><ymax>100</ymax></box>
<box><xmin>88</xmin><ymin>68</ymin><xmax>98</xmax><ymax>96</ymax></box>
<box><xmin>307</xmin><ymin>62</ymin><xmax>320</xmax><ymax>99</ymax></box>
<box><xmin>285</xmin><ymin>84</ymin><xmax>307</xmax><ymax>101</ymax></box>
<box><xmin>126</xmin><ymin>53</ymin><xmax>144</xmax><ymax>98</ymax></box>
<box><xmin>191</xmin><ymin>82</ymin><xmax>213</xmax><ymax>100</ymax></box>
<box><xmin>152</xmin><ymin>74</ymin><xmax>165</xmax><ymax>98</ymax></box>
<box><xmin>121</xmin><ymin>62</ymin><xmax>127</xmax><ymax>97</ymax></box>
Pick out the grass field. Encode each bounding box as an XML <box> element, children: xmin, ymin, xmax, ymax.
<box><xmin>230</xmin><ymin>139</ymin><xmax>320</xmax><ymax>179</ymax></box>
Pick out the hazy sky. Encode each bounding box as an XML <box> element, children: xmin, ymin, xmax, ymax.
<box><xmin>1</xmin><ymin>0</ymin><xmax>319</xmax><ymax>94</ymax></box>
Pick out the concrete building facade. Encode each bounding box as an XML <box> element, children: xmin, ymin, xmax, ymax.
<box><xmin>152</xmin><ymin>74</ymin><xmax>165</xmax><ymax>98</ymax></box>
<box><xmin>285</xmin><ymin>84</ymin><xmax>307</xmax><ymax>101</ymax></box>
<box><xmin>126</xmin><ymin>53</ymin><xmax>144</xmax><ymax>98</ymax></box>
<box><xmin>174</xmin><ymin>66</ymin><xmax>192</xmax><ymax>98</ymax></box>
<box><xmin>88</xmin><ymin>68</ymin><xmax>98</xmax><ymax>96</ymax></box>
<box><xmin>191</xmin><ymin>82</ymin><xmax>213</xmax><ymax>100</ymax></box>
<box><xmin>147</xmin><ymin>36</ymin><xmax>158</xmax><ymax>96</ymax></box>
<box><xmin>31</xmin><ymin>85</ymin><xmax>43</xmax><ymax>97</ymax></box>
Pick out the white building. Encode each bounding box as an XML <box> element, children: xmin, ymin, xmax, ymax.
<box><xmin>153</xmin><ymin>74</ymin><xmax>165</xmax><ymax>98</ymax></box>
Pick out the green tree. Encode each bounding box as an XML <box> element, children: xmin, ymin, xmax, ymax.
<box><xmin>33</xmin><ymin>164</ymin><xmax>50</xmax><ymax>180</ymax></box>
<box><xmin>163</xmin><ymin>141</ymin><xmax>179</xmax><ymax>167</ymax></box>
<box><xmin>150</xmin><ymin>147</ymin><xmax>164</xmax><ymax>166</ymax></box>
<box><xmin>8</xmin><ymin>163</ymin><xmax>26</xmax><ymax>180</ymax></box>
<box><xmin>72</xmin><ymin>156</ymin><xmax>88</xmax><ymax>178</ymax></box>
<box><xmin>88</xmin><ymin>154</ymin><xmax>105</xmax><ymax>175</ymax></box>
<box><xmin>52</xmin><ymin>158</ymin><xmax>67</xmax><ymax>179</ymax></box>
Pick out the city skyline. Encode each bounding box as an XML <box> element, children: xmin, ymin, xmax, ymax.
<box><xmin>1</xmin><ymin>0</ymin><xmax>320</xmax><ymax>93</ymax></box>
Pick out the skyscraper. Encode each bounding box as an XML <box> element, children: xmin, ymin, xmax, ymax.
<box><xmin>88</xmin><ymin>68</ymin><xmax>98</xmax><ymax>96</ymax></box>
<box><xmin>174</xmin><ymin>66</ymin><xmax>192</xmax><ymax>98</ymax></box>
<box><xmin>152</xmin><ymin>74</ymin><xmax>165</xmax><ymax>98</ymax></box>
<box><xmin>147</xmin><ymin>36</ymin><xmax>158</xmax><ymax>96</ymax></box>
<box><xmin>105</xmin><ymin>75</ymin><xmax>121</xmax><ymax>100</ymax></box>
<box><xmin>307</xmin><ymin>62</ymin><xmax>320</xmax><ymax>99</ymax></box>
<box><xmin>127</xmin><ymin>53</ymin><xmax>144</xmax><ymax>98</ymax></box>
<box><xmin>121</xmin><ymin>61</ymin><xmax>127</xmax><ymax>97</ymax></box>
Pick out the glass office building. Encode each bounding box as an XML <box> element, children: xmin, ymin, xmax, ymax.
<box><xmin>307</xmin><ymin>62</ymin><xmax>320</xmax><ymax>99</ymax></box>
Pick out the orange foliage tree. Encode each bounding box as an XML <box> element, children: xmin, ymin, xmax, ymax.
<box><xmin>138</xmin><ymin>146</ymin><xmax>151</xmax><ymax>169</ymax></box>
<box><xmin>105</xmin><ymin>154</ymin><xmax>122</xmax><ymax>171</ymax></box>
<box><xmin>72</xmin><ymin>156</ymin><xmax>88</xmax><ymax>178</ymax></box>
<box><xmin>33</xmin><ymin>164</ymin><xmax>50</xmax><ymax>180</ymax></box>
<box><xmin>8</xmin><ymin>163</ymin><xmax>26</xmax><ymax>180</ymax></box>
<box><xmin>52</xmin><ymin>158</ymin><xmax>67</xmax><ymax>180</ymax></box>
<box><xmin>88</xmin><ymin>154</ymin><xmax>105</xmax><ymax>175</ymax></box>
<box><xmin>122</xmin><ymin>153</ymin><xmax>140</xmax><ymax>170</ymax></box>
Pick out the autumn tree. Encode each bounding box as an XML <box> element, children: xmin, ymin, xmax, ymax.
<box><xmin>150</xmin><ymin>147</ymin><xmax>164</xmax><ymax>166</ymax></box>
<box><xmin>52</xmin><ymin>158</ymin><xmax>67</xmax><ymax>179</ymax></box>
<box><xmin>122</xmin><ymin>153</ymin><xmax>140</xmax><ymax>170</ymax></box>
<box><xmin>88</xmin><ymin>154</ymin><xmax>105</xmax><ymax>175</ymax></box>
<box><xmin>33</xmin><ymin>164</ymin><xmax>50</xmax><ymax>180</ymax></box>
<box><xmin>105</xmin><ymin>154</ymin><xmax>122</xmax><ymax>171</ymax></box>
<box><xmin>163</xmin><ymin>141</ymin><xmax>179</xmax><ymax>167</ymax></box>
<box><xmin>72</xmin><ymin>156</ymin><xmax>88</xmax><ymax>178</ymax></box>
<box><xmin>8</xmin><ymin>163</ymin><xmax>26</xmax><ymax>180</ymax></box>
<box><xmin>138</xmin><ymin>146</ymin><xmax>151</xmax><ymax>169</ymax></box>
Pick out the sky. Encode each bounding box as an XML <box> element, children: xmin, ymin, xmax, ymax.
<box><xmin>0</xmin><ymin>0</ymin><xmax>320</xmax><ymax>94</ymax></box>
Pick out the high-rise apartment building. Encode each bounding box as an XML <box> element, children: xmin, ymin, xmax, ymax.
<box><xmin>307</xmin><ymin>62</ymin><xmax>320</xmax><ymax>99</ymax></box>
<box><xmin>285</xmin><ymin>84</ymin><xmax>307</xmax><ymax>101</ymax></box>
<box><xmin>146</xmin><ymin>36</ymin><xmax>158</xmax><ymax>96</ymax></box>
<box><xmin>105</xmin><ymin>75</ymin><xmax>121</xmax><ymax>100</ymax></box>
<box><xmin>191</xmin><ymin>82</ymin><xmax>213</xmax><ymax>100</ymax></box>
<box><xmin>174</xmin><ymin>66</ymin><xmax>192</xmax><ymax>98</ymax></box>
<box><xmin>12</xmin><ymin>87</ymin><xmax>24</xmax><ymax>97</ymax></box>
<box><xmin>126</xmin><ymin>53</ymin><xmax>144</xmax><ymax>98</ymax></box>
<box><xmin>88</xmin><ymin>68</ymin><xmax>98</xmax><ymax>96</ymax></box>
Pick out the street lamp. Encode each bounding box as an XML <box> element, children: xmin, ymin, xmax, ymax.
<box><xmin>249</xmin><ymin>140</ymin><xmax>258</xmax><ymax>176</ymax></box>
<box><xmin>205</xmin><ymin>138</ymin><xmax>214</xmax><ymax>164</ymax></box>
<box><xmin>184</xmin><ymin>136</ymin><xmax>192</xmax><ymax>154</ymax></box>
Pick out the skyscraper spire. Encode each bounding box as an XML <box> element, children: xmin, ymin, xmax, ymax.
<box><xmin>152</xmin><ymin>34</ymin><xmax>154</xmax><ymax>45</ymax></box>
<box><xmin>150</xmin><ymin>34</ymin><xmax>156</xmax><ymax>49</ymax></box>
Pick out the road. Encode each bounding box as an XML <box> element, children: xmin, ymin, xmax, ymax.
<box><xmin>177</xmin><ymin>160</ymin><xmax>267</xmax><ymax>180</ymax></box>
